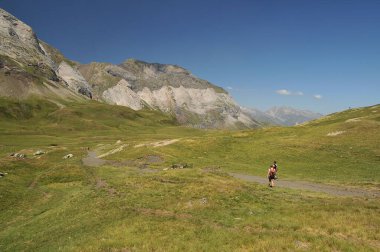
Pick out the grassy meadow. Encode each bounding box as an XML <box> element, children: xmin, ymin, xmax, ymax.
<box><xmin>0</xmin><ymin>98</ymin><xmax>379</xmax><ymax>251</ymax></box>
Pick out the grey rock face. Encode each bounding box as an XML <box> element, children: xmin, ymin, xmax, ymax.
<box><xmin>57</xmin><ymin>61</ymin><xmax>92</xmax><ymax>98</ymax></box>
<box><xmin>0</xmin><ymin>8</ymin><xmax>54</xmax><ymax>68</ymax></box>
<box><xmin>0</xmin><ymin>8</ymin><xmax>92</xmax><ymax>100</ymax></box>
<box><xmin>102</xmin><ymin>79</ymin><xmax>144</xmax><ymax>110</ymax></box>
<box><xmin>79</xmin><ymin>60</ymin><xmax>258</xmax><ymax>128</ymax></box>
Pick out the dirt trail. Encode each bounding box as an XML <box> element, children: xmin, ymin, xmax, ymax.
<box><xmin>82</xmin><ymin>151</ymin><xmax>106</xmax><ymax>167</ymax></box>
<box><xmin>81</xmin><ymin>151</ymin><xmax>157</xmax><ymax>173</ymax></box>
<box><xmin>82</xmin><ymin>151</ymin><xmax>379</xmax><ymax>198</ymax></box>
<box><xmin>230</xmin><ymin>173</ymin><xmax>380</xmax><ymax>198</ymax></box>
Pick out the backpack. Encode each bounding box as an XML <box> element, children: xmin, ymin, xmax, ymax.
<box><xmin>269</xmin><ymin>167</ymin><xmax>276</xmax><ymax>176</ymax></box>
<box><xmin>273</xmin><ymin>163</ymin><xmax>278</xmax><ymax>171</ymax></box>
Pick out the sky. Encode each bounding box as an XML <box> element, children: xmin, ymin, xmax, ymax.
<box><xmin>1</xmin><ymin>0</ymin><xmax>379</xmax><ymax>114</ymax></box>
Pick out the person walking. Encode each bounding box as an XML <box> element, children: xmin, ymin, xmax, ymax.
<box><xmin>267</xmin><ymin>165</ymin><xmax>276</xmax><ymax>187</ymax></box>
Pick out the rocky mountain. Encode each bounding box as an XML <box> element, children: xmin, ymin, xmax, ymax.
<box><xmin>243</xmin><ymin>106</ymin><xmax>322</xmax><ymax>126</ymax></box>
<box><xmin>78</xmin><ymin>60</ymin><xmax>258</xmax><ymax>128</ymax></box>
<box><xmin>0</xmin><ymin>8</ymin><xmax>258</xmax><ymax>129</ymax></box>
<box><xmin>0</xmin><ymin>8</ymin><xmax>92</xmax><ymax>100</ymax></box>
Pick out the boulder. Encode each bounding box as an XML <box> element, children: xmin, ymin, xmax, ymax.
<box><xmin>63</xmin><ymin>153</ymin><xmax>74</xmax><ymax>159</ymax></box>
<box><xmin>10</xmin><ymin>153</ymin><xmax>26</xmax><ymax>158</ymax></box>
<box><xmin>34</xmin><ymin>150</ymin><xmax>45</xmax><ymax>156</ymax></box>
<box><xmin>78</xmin><ymin>87</ymin><xmax>92</xmax><ymax>99</ymax></box>
<box><xmin>200</xmin><ymin>197</ymin><xmax>208</xmax><ymax>204</ymax></box>
<box><xmin>171</xmin><ymin>163</ymin><xmax>192</xmax><ymax>169</ymax></box>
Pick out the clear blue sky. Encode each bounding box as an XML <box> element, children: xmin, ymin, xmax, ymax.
<box><xmin>2</xmin><ymin>0</ymin><xmax>379</xmax><ymax>114</ymax></box>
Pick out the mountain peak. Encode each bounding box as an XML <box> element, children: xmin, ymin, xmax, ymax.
<box><xmin>121</xmin><ymin>58</ymin><xmax>190</xmax><ymax>75</ymax></box>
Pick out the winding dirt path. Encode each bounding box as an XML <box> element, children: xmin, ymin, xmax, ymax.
<box><xmin>82</xmin><ymin>151</ymin><xmax>106</xmax><ymax>167</ymax></box>
<box><xmin>230</xmin><ymin>173</ymin><xmax>380</xmax><ymax>198</ymax></box>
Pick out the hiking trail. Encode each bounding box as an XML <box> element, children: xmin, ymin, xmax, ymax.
<box><xmin>82</xmin><ymin>151</ymin><xmax>106</xmax><ymax>167</ymax></box>
<box><xmin>81</xmin><ymin>152</ymin><xmax>379</xmax><ymax>198</ymax></box>
<box><xmin>230</xmin><ymin>173</ymin><xmax>380</xmax><ymax>198</ymax></box>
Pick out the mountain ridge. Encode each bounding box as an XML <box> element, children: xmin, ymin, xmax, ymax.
<box><xmin>0</xmin><ymin>7</ymin><xmax>257</xmax><ymax>129</ymax></box>
<box><xmin>242</xmin><ymin>106</ymin><xmax>323</xmax><ymax>126</ymax></box>
<box><xmin>266</xmin><ymin>106</ymin><xmax>323</xmax><ymax>126</ymax></box>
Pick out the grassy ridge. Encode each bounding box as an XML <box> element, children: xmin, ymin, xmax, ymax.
<box><xmin>0</xmin><ymin>99</ymin><xmax>379</xmax><ymax>251</ymax></box>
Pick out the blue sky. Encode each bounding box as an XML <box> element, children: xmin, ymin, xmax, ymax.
<box><xmin>2</xmin><ymin>0</ymin><xmax>379</xmax><ymax>114</ymax></box>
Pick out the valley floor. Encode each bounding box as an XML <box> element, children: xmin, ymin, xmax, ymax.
<box><xmin>0</xmin><ymin>100</ymin><xmax>379</xmax><ymax>251</ymax></box>
<box><xmin>83</xmin><ymin>150</ymin><xmax>379</xmax><ymax>198</ymax></box>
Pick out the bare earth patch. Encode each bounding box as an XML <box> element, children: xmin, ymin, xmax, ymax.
<box><xmin>134</xmin><ymin>139</ymin><xmax>180</xmax><ymax>148</ymax></box>
<box><xmin>138</xmin><ymin>208</ymin><xmax>192</xmax><ymax>219</ymax></box>
<box><xmin>345</xmin><ymin>117</ymin><xmax>362</xmax><ymax>123</ymax></box>
<box><xmin>98</xmin><ymin>144</ymin><xmax>128</xmax><ymax>158</ymax></box>
<box><xmin>327</xmin><ymin>131</ymin><xmax>345</xmax><ymax>136</ymax></box>
<box><xmin>82</xmin><ymin>151</ymin><xmax>106</xmax><ymax>167</ymax></box>
<box><xmin>95</xmin><ymin>178</ymin><xmax>118</xmax><ymax>196</ymax></box>
<box><xmin>82</xmin><ymin>151</ymin><xmax>159</xmax><ymax>173</ymax></box>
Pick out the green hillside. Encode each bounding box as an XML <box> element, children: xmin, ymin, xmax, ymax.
<box><xmin>0</xmin><ymin>99</ymin><xmax>379</xmax><ymax>251</ymax></box>
<box><xmin>102</xmin><ymin>103</ymin><xmax>380</xmax><ymax>187</ymax></box>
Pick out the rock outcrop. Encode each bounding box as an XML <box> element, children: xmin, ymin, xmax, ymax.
<box><xmin>102</xmin><ymin>79</ymin><xmax>144</xmax><ymax>110</ymax></box>
<box><xmin>56</xmin><ymin>61</ymin><xmax>92</xmax><ymax>98</ymax></box>
<box><xmin>0</xmin><ymin>8</ymin><xmax>54</xmax><ymax>68</ymax></box>
<box><xmin>0</xmin><ymin>8</ymin><xmax>92</xmax><ymax>99</ymax></box>
<box><xmin>79</xmin><ymin>60</ymin><xmax>259</xmax><ymax>128</ymax></box>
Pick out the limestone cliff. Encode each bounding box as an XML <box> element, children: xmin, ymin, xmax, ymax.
<box><xmin>0</xmin><ymin>8</ymin><xmax>92</xmax><ymax>99</ymax></box>
<box><xmin>78</xmin><ymin>60</ymin><xmax>259</xmax><ymax>128</ymax></box>
<box><xmin>0</xmin><ymin>8</ymin><xmax>53</xmax><ymax>68</ymax></box>
<box><xmin>102</xmin><ymin>79</ymin><xmax>144</xmax><ymax>110</ymax></box>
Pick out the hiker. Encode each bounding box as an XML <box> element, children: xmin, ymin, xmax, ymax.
<box><xmin>267</xmin><ymin>165</ymin><xmax>276</xmax><ymax>187</ymax></box>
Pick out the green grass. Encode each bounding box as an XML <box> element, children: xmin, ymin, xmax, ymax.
<box><xmin>0</xmin><ymin>98</ymin><xmax>379</xmax><ymax>251</ymax></box>
<box><xmin>110</xmin><ymin>104</ymin><xmax>379</xmax><ymax>187</ymax></box>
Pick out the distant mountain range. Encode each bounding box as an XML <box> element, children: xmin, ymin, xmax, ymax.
<box><xmin>242</xmin><ymin>106</ymin><xmax>323</xmax><ymax>126</ymax></box>
<box><xmin>0</xmin><ymin>8</ymin><xmax>321</xmax><ymax>128</ymax></box>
